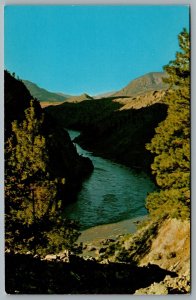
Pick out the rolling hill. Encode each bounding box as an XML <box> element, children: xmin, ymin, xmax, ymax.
<box><xmin>113</xmin><ymin>72</ymin><xmax>168</xmax><ymax>98</ymax></box>
<box><xmin>64</xmin><ymin>93</ymin><xmax>94</xmax><ymax>103</ymax></box>
<box><xmin>22</xmin><ymin>80</ymin><xmax>70</xmax><ymax>102</ymax></box>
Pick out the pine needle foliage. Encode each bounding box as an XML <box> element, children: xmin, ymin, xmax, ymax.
<box><xmin>146</xmin><ymin>29</ymin><xmax>190</xmax><ymax>219</ymax></box>
<box><xmin>5</xmin><ymin>100</ymin><xmax>79</xmax><ymax>255</ymax></box>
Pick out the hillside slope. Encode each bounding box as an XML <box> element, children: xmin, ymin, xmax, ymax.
<box><xmin>5</xmin><ymin>71</ymin><xmax>93</xmax><ymax>204</ymax></box>
<box><xmin>22</xmin><ymin>79</ymin><xmax>70</xmax><ymax>102</ymax></box>
<box><xmin>5</xmin><ymin>216</ymin><xmax>190</xmax><ymax>294</ymax></box>
<box><xmin>113</xmin><ymin>72</ymin><xmax>168</xmax><ymax>97</ymax></box>
<box><xmin>45</xmin><ymin>71</ymin><xmax>169</xmax><ymax>173</ymax></box>
<box><xmin>64</xmin><ymin>93</ymin><xmax>93</xmax><ymax>103</ymax></box>
<box><xmin>46</xmin><ymin>94</ymin><xmax>168</xmax><ymax>172</ymax></box>
<box><xmin>97</xmin><ymin>216</ymin><xmax>190</xmax><ymax>294</ymax></box>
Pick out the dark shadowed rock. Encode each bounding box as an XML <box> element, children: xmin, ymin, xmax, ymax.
<box><xmin>5</xmin><ymin>253</ymin><xmax>177</xmax><ymax>294</ymax></box>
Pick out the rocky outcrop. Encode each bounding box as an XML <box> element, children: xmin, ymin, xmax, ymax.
<box><xmin>5</xmin><ymin>252</ymin><xmax>176</xmax><ymax>294</ymax></box>
<box><xmin>41</xmin><ymin>114</ymin><xmax>93</xmax><ymax>202</ymax></box>
<box><xmin>96</xmin><ymin>216</ymin><xmax>190</xmax><ymax>294</ymax></box>
<box><xmin>134</xmin><ymin>274</ymin><xmax>190</xmax><ymax>295</ymax></box>
<box><xmin>138</xmin><ymin>218</ymin><xmax>190</xmax><ymax>276</ymax></box>
<box><xmin>113</xmin><ymin>90</ymin><xmax>166</xmax><ymax>110</ymax></box>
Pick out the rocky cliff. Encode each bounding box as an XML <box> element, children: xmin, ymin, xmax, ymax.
<box><xmin>94</xmin><ymin>216</ymin><xmax>190</xmax><ymax>294</ymax></box>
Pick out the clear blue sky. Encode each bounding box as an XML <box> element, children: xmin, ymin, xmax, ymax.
<box><xmin>4</xmin><ymin>5</ymin><xmax>189</xmax><ymax>95</ymax></box>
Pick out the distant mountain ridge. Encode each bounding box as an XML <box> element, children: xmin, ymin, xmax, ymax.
<box><xmin>23</xmin><ymin>80</ymin><xmax>94</xmax><ymax>105</ymax></box>
<box><xmin>22</xmin><ymin>80</ymin><xmax>70</xmax><ymax>102</ymax></box>
<box><xmin>64</xmin><ymin>93</ymin><xmax>93</xmax><ymax>103</ymax></box>
<box><xmin>113</xmin><ymin>72</ymin><xmax>168</xmax><ymax>98</ymax></box>
<box><xmin>93</xmin><ymin>91</ymin><xmax>116</xmax><ymax>99</ymax></box>
<box><xmin>23</xmin><ymin>71</ymin><xmax>168</xmax><ymax>106</ymax></box>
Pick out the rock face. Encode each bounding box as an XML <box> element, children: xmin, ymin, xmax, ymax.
<box><xmin>4</xmin><ymin>70</ymin><xmax>93</xmax><ymax>204</ymax></box>
<box><xmin>139</xmin><ymin>218</ymin><xmax>190</xmax><ymax>277</ymax></box>
<box><xmin>96</xmin><ymin>216</ymin><xmax>190</xmax><ymax>294</ymax></box>
<box><xmin>5</xmin><ymin>252</ymin><xmax>176</xmax><ymax>294</ymax></box>
<box><xmin>134</xmin><ymin>275</ymin><xmax>190</xmax><ymax>295</ymax></box>
<box><xmin>41</xmin><ymin>115</ymin><xmax>93</xmax><ymax>202</ymax></box>
<box><xmin>113</xmin><ymin>90</ymin><xmax>166</xmax><ymax>110</ymax></box>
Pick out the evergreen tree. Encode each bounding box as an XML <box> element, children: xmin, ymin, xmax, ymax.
<box><xmin>5</xmin><ymin>100</ymin><xmax>79</xmax><ymax>255</ymax></box>
<box><xmin>146</xmin><ymin>29</ymin><xmax>190</xmax><ymax>219</ymax></box>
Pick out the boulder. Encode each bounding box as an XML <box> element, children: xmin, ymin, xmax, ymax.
<box><xmin>44</xmin><ymin>254</ymin><xmax>57</xmax><ymax>261</ymax></box>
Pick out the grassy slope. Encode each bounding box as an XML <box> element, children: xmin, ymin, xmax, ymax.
<box><xmin>22</xmin><ymin>80</ymin><xmax>69</xmax><ymax>102</ymax></box>
<box><xmin>113</xmin><ymin>72</ymin><xmax>168</xmax><ymax>97</ymax></box>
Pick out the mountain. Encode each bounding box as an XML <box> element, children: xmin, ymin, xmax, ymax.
<box><xmin>113</xmin><ymin>72</ymin><xmax>168</xmax><ymax>98</ymax></box>
<box><xmin>22</xmin><ymin>79</ymin><xmax>93</xmax><ymax>107</ymax></box>
<box><xmin>57</xmin><ymin>92</ymin><xmax>71</xmax><ymax>98</ymax></box>
<box><xmin>64</xmin><ymin>93</ymin><xmax>93</xmax><ymax>103</ymax></box>
<box><xmin>22</xmin><ymin>80</ymin><xmax>70</xmax><ymax>102</ymax></box>
<box><xmin>93</xmin><ymin>91</ymin><xmax>116</xmax><ymax>99</ymax></box>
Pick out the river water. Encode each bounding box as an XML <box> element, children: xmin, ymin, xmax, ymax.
<box><xmin>64</xmin><ymin>130</ymin><xmax>156</xmax><ymax>230</ymax></box>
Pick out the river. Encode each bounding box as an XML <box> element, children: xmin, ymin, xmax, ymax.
<box><xmin>64</xmin><ymin>129</ymin><xmax>156</xmax><ymax>231</ymax></box>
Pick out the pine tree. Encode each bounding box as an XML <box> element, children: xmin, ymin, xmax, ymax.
<box><xmin>5</xmin><ymin>100</ymin><xmax>79</xmax><ymax>255</ymax></box>
<box><xmin>146</xmin><ymin>29</ymin><xmax>190</xmax><ymax>219</ymax></box>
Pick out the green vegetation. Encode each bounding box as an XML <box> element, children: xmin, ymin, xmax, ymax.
<box><xmin>5</xmin><ymin>101</ymin><xmax>79</xmax><ymax>255</ymax></box>
<box><xmin>5</xmin><ymin>69</ymin><xmax>94</xmax><ymax>198</ymax></box>
<box><xmin>46</xmin><ymin>97</ymin><xmax>121</xmax><ymax>129</ymax></box>
<box><xmin>5</xmin><ymin>28</ymin><xmax>190</xmax><ymax>264</ymax></box>
<box><xmin>46</xmin><ymin>98</ymin><xmax>167</xmax><ymax>172</ymax></box>
<box><xmin>5</xmin><ymin>29</ymin><xmax>190</xmax><ymax>295</ymax></box>
<box><xmin>146</xmin><ymin>29</ymin><xmax>190</xmax><ymax>219</ymax></box>
<box><xmin>23</xmin><ymin>79</ymin><xmax>69</xmax><ymax>102</ymax></box>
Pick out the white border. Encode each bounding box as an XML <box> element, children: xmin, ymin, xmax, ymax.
<box><xmin>0</xmin><ymin>1</ymin><xmax>195</xmax><ymax>300</ymax></box>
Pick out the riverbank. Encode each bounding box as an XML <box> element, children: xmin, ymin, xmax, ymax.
<box><xmin>76</xmin><ymin>215</ymin><xmax>148</xmax><ymax>259</ymax></box>
<box><xmin>77</xmin><ymin>215</ymin><xmax>147</xmax><ymax>243</ymax></box>
<box><xmin>5</xmin><ymin>216</ymin><xmax>190</xmax><ymax>294</ymax></box>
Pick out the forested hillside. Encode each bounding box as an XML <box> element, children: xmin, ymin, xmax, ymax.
<box><xmin>45</xmin><ymin>94</ymin><xmax>168</xmax><ymax>173</ymax></box>
<box><xmin>4</xmin><ymin>70</ymin><xmax>93</xmax><ymax>255</ymax></box>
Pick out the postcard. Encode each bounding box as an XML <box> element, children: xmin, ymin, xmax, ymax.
<box><xmin>4</xmin><ymin>5</ymin><xmax>190</xmax><ymax>294</ymax></box>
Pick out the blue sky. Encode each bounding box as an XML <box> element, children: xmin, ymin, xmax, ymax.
<box><xmin>4</xmin><ymin>5</ymin><xmax>189</xmax><ymax>95</ymax></box>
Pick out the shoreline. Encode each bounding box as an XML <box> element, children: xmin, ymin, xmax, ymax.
<box><xmin>77</xmin><ymin>214</ymin><xmax>148</xmax><ymax>244</ymax></box>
